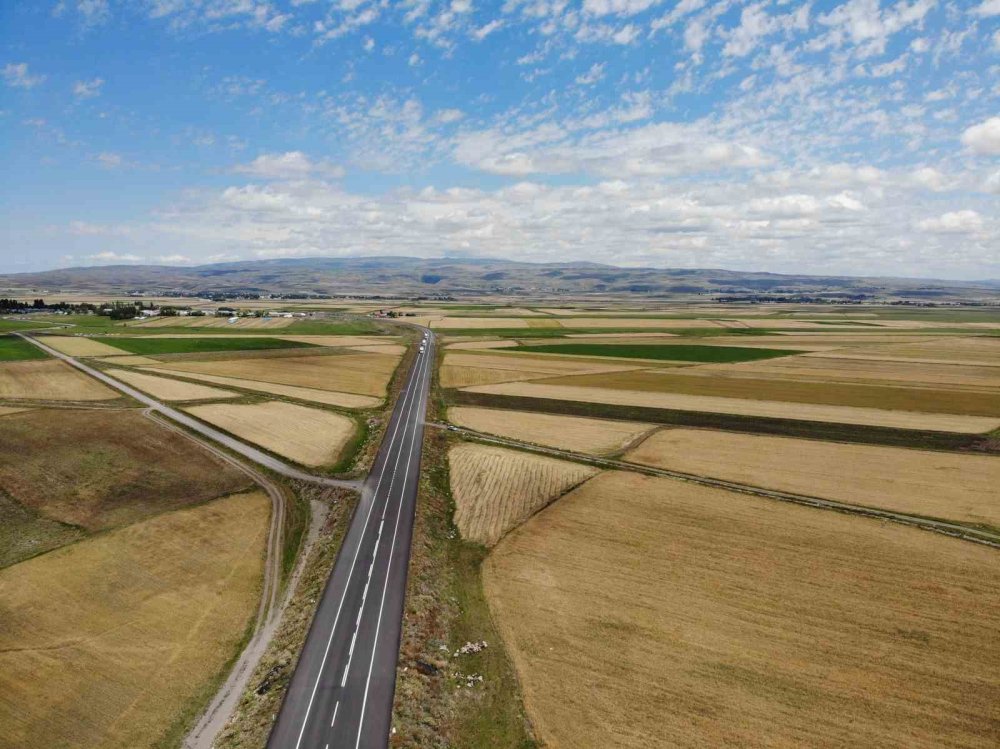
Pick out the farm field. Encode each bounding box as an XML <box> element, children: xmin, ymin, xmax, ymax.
<box><xmin>463</xmin><ymin>381</ymin><xmax>1000</xmax><ymax>433</ymax></box>
<box><xmin>0</xmin><ymin>359</ymin><xmax>118</xmax><ymax>400</ymax></box>
<box><xmin>132</xmin><ymin>314</ymin><xmax>296</xmax><ymax>329</ymax></box>
<box><xmin>94</xmin><ymin>335</ymin><xmax>316</xmax><ymax>355</ymax></box>
<box><xmin>0</xmin><ymin>335</ymin><xmax>48</xmax><ymax>361</ymax></box>
<box><xmin>814</xmin><ymin>336</ymin><xmax>1000</xmax><ymax>366</ymax></box>
<box><xmin>517</xmin><ymin>343</ymin><xmax>803</xmax><ymax>362</ymax></box>
<box><xmin>626</xmin><ymin>429</ymin><xmax>1000</xmax><ymax>528</ymax></box>
<box><xmin>184</xmin><ymin>400</ymin><xmax>356</xmax><ymax>467</ymax></box>
<box><xmin>0</xmin><ymin>408</ymin><xmax>248</xmax><ymax>537</ymax></box>
<box><xmin>448</xmin><ymin>442</ymin><xmax>597</xmax><ymax>546</ymax></box>
<box><xmin>141</xmin><ymin>368</ymin><xmax>381</xmax><ymax>408</ymax></box>
<box><xmin>146</xmin><ymin>350</ymin><xmax>401</xmax><ymax>398</ymax></box>
<box><xmin>0</xmin><ymin>490</ymin><xmax>269</xmax><ymax>749</ymax></box>
<box><xmin>484</xmin><ymin>471</ymin><xmax>1000</xmax><ymax>749</ymax></box>
<box><xmin>104</xmin><ymin>369</ymin><xmax>238</xmax><ymax>401</ymax></box>
<box><xmin>531</xmin><ymin>369</ymin><xmax>1000</xmax><ymax>417</ymax></box>
<box><xmin>37</xmin><ymin>335</ymin><xmax>126</xmax><ymax>357</ymax></box>
<box><xmin>448</xmin><ymin>406</ymin><xmax>653</xmax><ymax>455</ymax></box>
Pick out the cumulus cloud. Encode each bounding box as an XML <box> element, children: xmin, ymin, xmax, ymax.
<box><xmin>73</xmin><ymin>77</ymin><xmax>104</xmax><ymax>99</ymax></box>
<box><xmin>971</xmin><ymin>0</ymin><xmax>1000</xmax><ymax>18</ymax></box>
<box><xmin>2</xmin><ymin>62</ymin><xmax>45</xmax><ymax>89</ymax></box>
<box><xmin>234</xmin><ymin>151</ymin><xmax>345</xmax><ymax>180</ymax></box>
<box><xmin>917</xmin><ymin>210</ymin><xmax>984</xmax><ymax>233</ymax></box>
<box><xmin>86</xmin><ymin>251</ymin><xmax>142</xmax><ymax>263</ymax></box>
<box><xmin>961</xmin><ymin>117</ymin><xmax>1000</xmax><ymax>155</ymax></box>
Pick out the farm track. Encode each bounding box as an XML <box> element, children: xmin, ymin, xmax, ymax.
<box><xmin>433</xmin><ymin>423</ymin><xmax>1000</xmax><ymax>549</ymax></box>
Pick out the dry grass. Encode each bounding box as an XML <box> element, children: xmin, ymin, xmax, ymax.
<box><xmin>0</xmin><ymin>408</ymin><xmax>248</xmax><ymax>531</ymax></box>
<box><xmin>439</xmin><ymin>365</ymin><xmax>557</xmax><ymax>388</ymax></box>
<box><xmin>445</xmin><ymin>340</ymin><xmax>520</xmax><ymax>350</ymax></box>
<box><xmin>104</xmin><ymin>355</ymin><xmax>161</xmax><ymax>366</ymax></box>
<box><xmin>484</xmin><ymin>471</ymin><xmax>1000</xmax><ymax>749</ymax></box>
<box><xmin>148</xmin><ymin>351</ymin><xmax>400</xmax><ymax>397</ymax></box>
<box><xmin>0</xmin><ymin>360</ymin><xmax>118</xmax><ymax>401</ymax></box>
<box><xmin>39</xmin><ymin>336</ymin><xmax>125</xmax><ymax>356</ymax></box>
<box><xmin>0</xmin><ymin>490</ymin><xmax>270</xmax><ymax>749</ymax></box>
<box><xmin>816</xmin><ymin>336</ymin><xmax>1000</xmax><ymax>366</ymax></box>
<box><xmin>135</xmin><ymin>315</ymin><xmax>294</xmax><ymax>328</ymax></box>
<box><xmin>626</xmin><ymin>428</ymin><xmax>1000</xmax><ymax>527</ymax></box>
<box><xmin>463</xmin><ymin>382</ymin><xmax>1000</xmax><ymax>433</ymax></box>
<box><xmin>105</xmin><ymin>368</ymin><xmax>237</xmax><ymax>401</ymax></box>
<box><xmin>448</xmin><ymin>406</ymin><xmax>652</xmax><ymax>455</ymax></box>
<box><xmin>444</xmin><ymin>351</ymin><xmax>651</xmax><ymax>375</ymax></box>
<box><xmin>346</xmin><ymin>343</ymin><xmax>408</xmax><ymax>355</ymax></box>
<box><xmin>431</xmin><ymin>317</ymin><xmax>531</xmax><ymax>329</ymax></box>
<box><xmin>534</xmin><ymin>368</ymin><xmax>1000</xmax><ymax>417</ymax></box>
<box><xmin>142</xmin><ymin>367</ymin><xmax>381</xmax><ymax>408</ymax></box>
<box><xmin>448</xmin><ymin>442</ymin><xmax>597</xmax><ymax>546</ymax></box>
<box><xmin>0</xmin><ymin>406</ymin><xmax>30</xmax><ymax>417</ymax></box>
<box><xmin>185</xmin><ymin>400</ymin><xmax>355</xmax><ymax>466</ymax></box>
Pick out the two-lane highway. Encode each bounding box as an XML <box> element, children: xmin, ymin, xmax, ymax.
<box><xmin>268</xmin><ymin>331</ymin><xmax>434</xmax><ymax>749</ymax></box>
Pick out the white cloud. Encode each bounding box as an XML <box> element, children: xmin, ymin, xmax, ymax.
<box><xmin>971</xmin><ymin>0</ymin><xmax>1000</xmax><ymax>18</ymax></box>
<box><xmin>917</xmin><ymin>210</ymin><xmax>983</xmax><ymax>233</ymax></box>
<box><xmin>961</xmin><ymin>117</ymin><xmax>1000</xmax><ymax>155</ymax></box>
<box><xmin>234</xmin><ymin>151</ymin><xmax>345</xmax><ymax>179</ymax></box>
<box><xmin>86</xmin><ymin>251</ymin><xmax>142</xmax><ymax>263</ymax></box>
<box><xmin>910</xmin><ymin>166</ymin><xmax>950</xmax><ymax>191</ymax></box>
<box><xmin>471</xmin><ymin>19</ymin><xmax>503</xmax><ymax>40</ymax></box>
<box><xmin>73</xmin><ymin>77</ymin><xmax>104</xmax><ymax>99</ymax></box>
<box><xmin>96</xmin><ymin>152</ymin><xmax>123</xmax><ymax>169</ymax></box>
<box><xmin>3</xmin><ymin>62</ymin><xmax>45</xmax><ymax>89</ymax></box>
<box><xmin>434</xmin><ymin>108</ymin><xmax>465</xmax><ymax>124</ymax></box>
<box><xmin>575</xmin><ymin>62</ymin><xmax>606</xmax><ymax>85</ymax></box>
<box><xmin>984</xmin><ymin>169</ymin><xmax>1000</xmax><ymax>194</ymax></box>
<box><xmin>583</xmin><ymin>0</ymin><xmax>661</xmax><ymax>17</ymax></box>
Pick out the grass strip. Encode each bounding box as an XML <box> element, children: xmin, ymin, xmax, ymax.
<box><xmin>94</xmin><ymin>336</ymin><xmax>318</xmax><ymax>355</ymax></box>
<box><xmin>517</xmin><ymin>343</ymin><xmax>803</xmax><ymax>362</ymax></box>
<box><xmin>0</xmin><ymin>334</ymin><xmax>49</xmax><ymax>361</ymax></box>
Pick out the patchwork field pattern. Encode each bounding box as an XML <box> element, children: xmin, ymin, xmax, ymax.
<box><xmin>0</xmin><ymin>336</ymin><xmax>48</xmax><ymax>362</ymax></box>
<box><xmin>448</xmin><ymin>442</ymin><xmax>598</xmax><ymax>546</ymax></box>
<box><xmin>184</xmin><ymin>400</ymin><xmax>356</xmax><ymax>466</ymax></box>
<box><xmin>36</xmin><ymin>335</ymin><xmax>124</xmax><ymax>357</ymax></box>
<box><xmin>0</xmin><ymin>359</ymin><xmax>118</xmax><ymax>401</ymax></box>
<box><xmin>142</xmin><ymin>368</ymin><xmax>381</xmax><ymax>408</ymax></box>
<box><xmin>0</xmin><ymin>491</ymin><xmax>269</xmax><ymax>749</ymax></box>
<box><xmin>147</xmin><ymin>350</ymin><xmax>400</xmax><ymax>397</ymax></box>
<box><xmin>448</xmin><ymin>406</ymin><xmax>653</xmax><ymax>455</ymax></box>
<box><xmin>462</xmin><ymin>382</ymin><xmax>1000</xmax><ymax>433</ymax></box>
<box><xmin>96</xmin><ymin>336</ymin><xmax>315</xmax><ymax>355</ymax></box>
<box><xmin>0</xmin><ymin>408</ymin><xmax>248</xmax><ymax>533</ymax></box>
<box><xmin>484</xmin><ymin>471</ymin><xmax>1000</xmax><ymax>749</ymax></box>
<box><xmin>626</xmin><ymin>429</ymin><xmax>1000</xmax><ymax>528</ymax></box>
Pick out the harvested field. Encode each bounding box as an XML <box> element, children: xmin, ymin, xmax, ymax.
<box><xmin>141</xmin><ymin>368</ymin><xmax>381</xmax><ymax>408</ymax></box>
<box><xmin>345</xmin><ymin>343</ymin><xmax>408</xmax><ymax>356</ymax></box>
<box><xmin>484</xmin><ymin>471</ymin><xmax>1000</xmax><ymax>749</ymax></box>
<box><xmin>443</xmin><ymin>339</ymin><xmax>519</xmax><ymax>350</ymax></box>
<box><xmin>448</xmin><ymin>443</ymin><xmax>598</xmax><ymax>546</ymax></box>
<box><xmin>35</xmin><ymin>335</ymin><xmax>124</xmax><ymax>357</ymax></box>
<box><xmin>444</xmin><ymin>351</ymin><xmax>652</xmax><ymax>375</ymax></box>
<box><xmin>103</xmin><ymin>355</ymin><xmax>161</xmax><ymax>366</ymax></box>
<box><xmin>96</xmin><ymin>336</ymin><xmax>315</xmax><ymax>355</ymax></box>
<box><xmin>710</xmin><ymin>355</ymin><xmax>1000</xmax><ymax>389</ymax></box>
<box><xmin>0</xmin><ymin>408</ymin><xmax>248</xmax><ymax>531</ymax></box>
<box><xmin>185</xmin><ymin>401</ymin><xmax>355</xmax><ymax>467</ymax></box>
<box><xmin>448</xmin><ymin>407</ymin><xmax>653</xmax><ymax>455</ymax></box>
<box><xmin>431</xmin><ymin>317</ymin><xmax>530</xmax><ymax>329</ymax></box>
<box><xmin>0</xmin><ymin>490</ymin><xmax>269</xmax><ymax>749</ymax></box>
<box><xmin>148</xmin><ymin>351</ymin><xmax>400</xmax><ymax>397</ymax></box>
<box><xmin>134</xmin><ymin>315</ymin><xmax>294</xmax><ymax>328</ymax></box>
<box><xmin>463</xmin><ymin>382</ymin><xmax>1000</xmax><ymax>433</ymax></box>
<box><xmin>105</xmin><ymin>369</ymin><xmax>237</xmax><ymax>401</ymax></box>
<box><xmin>134</xmin><ymin>334</ymin><xmax>393</xmax><ymax>347</ymax></box>
<box><xmin>626</xmin><ymin>429</ymin><xmax>1000</xmax><ymax>528</ymax></box>
<box><xmin>0</xmin><ymin>359</ymin><xmax>118</xmax><ymax>401</ymax></box>
<box><xmin>0</xmin><ymin>406</ymin><xmax>30</xmax><ymax>417</ymax></box>
<box><xmin>439</xmin><ymin>365</ymin><xmax>557</xmax><ymax>388</ymax></box>
<box><xmin>0</xmin><ymin>492</ymin><xmax>85</xmax><ymax>568</ymax></box>
<box><xmin>816</xmin><ymin>336</ymin><xmax>1000</xmax><ymax>366</ymax></box>
<box><xmin>518</xmin><ymin>343</ymin><xmax>802</xmax><ymax>363</ymax></box>
<box><xmin>535</xmin><ymin>369</ymin><xmax>1000</xmax><ymax>417</ymax></box>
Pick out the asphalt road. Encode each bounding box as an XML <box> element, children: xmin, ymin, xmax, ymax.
<box><xmin>267</xmin><ymin>332</ymin><xmax>434</xmax><ymax>749</ymax></box>
<box><xmin>18</xmin><ymin>333</ymin><xmax>358</xmax><ymax>490</ymax></box>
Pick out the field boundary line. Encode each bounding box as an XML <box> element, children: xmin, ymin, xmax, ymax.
<box><xmin>431</xmin><ymin>423</ymin><xmax>1000</xmax><ymax>550</ymax></box>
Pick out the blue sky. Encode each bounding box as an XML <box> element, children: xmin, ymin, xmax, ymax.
<box><xmin>1</xmin><ymin>0</ymin><xmax>998</xmax><ymax>279</ymax></box>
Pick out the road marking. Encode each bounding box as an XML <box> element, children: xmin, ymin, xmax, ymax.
<box><xmin>330</xmin><ymin>701</ymin><xmax>340</xmax><ymax>728</ymax></box>
<box><xmin>292</xmin><ymin>345</ymin><xmax>427</xmax><ymax>749</ymax></box>
<box><xmin>353</xmin><ymin>340</ymin><xmax>431</xmax><ymax>748</ymax></box>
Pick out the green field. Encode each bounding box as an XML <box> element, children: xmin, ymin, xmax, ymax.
<box><xmin>0</xmin><ymin>335</ymin><xmax>49</xmax><ymax>361</ymax></box>
<box><xmin>94</xmin><ymin>336</ymin><xmax>318</xmax><ymax>355</ymax></box>
<box><xmin>0</xmin><ymin>319</ymin><xmax>58</xmax><ymax>333</ymax></box>
<box><xmin>517</xmin><ymin>343</ymin><xmax>802</xmax><ymax>363</ymax></box>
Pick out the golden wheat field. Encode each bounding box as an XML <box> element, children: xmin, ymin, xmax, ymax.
<box><xmin>448</xmin><ymin>406</ymin><xmax>653</xmax><ymax>455</ymax></box>
<box><xmin>0</xmin><ymin>360</ymin><xmax>118</xmax><ymax>401</ymax></box>
<box><xmin>147</xmin><ymin>351</ymin><xmax>400</xmax><ymax>397</ymax></box>
<box><xmin>819</xmin><ymin>336</ymin><xmax>1000</xmax><ymax>366</ymax></box>
<box><xmin>448</xmin><ymin>442</ymin><xmax>598</xmax><ymax>546</ymax></box>
<box><xmin>439</xmin><ymin>365</ymin><xmax>557</xmax><ymax>388</ymax></box>
<box><xmin>463</xmin><ymin>381</ymin><xmax>1000</xmax><ymax>433</ymax></box>
<box><xmin>38</xmin><ymin>336</ymin><xmax>125</xmax><ymax>357</ymax></box>
<box><xmin>0</xmin><ymin>406</ymin><xmax>30</xmax><ymax>417</ymax></box>
<box><xmin>626</xmin><ymin>429</ymin><xmax>1000</xmax><ymax>527</ymax></box>
<box><xmin>141</xmin><ymin>367</ymin><xmax>381</xmax><ymax>408</ymax></box>
<box><xmin>0</xmin><ymin>490</ymin><xmax>269</xmax><ymax>749</ymax></box>
<box><xmin>105</xmin><ymin>368</ymin><xmax>237</xmax><ymax>401</ymax></box>
<box><xmin>444</xmin><ymin>351</ymin><xmax>650</xmax><ymax>375</ymax></box>
<box><xmin>184</xmin><ymin>400</ymin><xmax>355</xmax><ymax>466</ymax></box>
<box><xmin>484</xmin><ymin>471</ymin><xmax>1000</xmax><ymax>749</ymax></box>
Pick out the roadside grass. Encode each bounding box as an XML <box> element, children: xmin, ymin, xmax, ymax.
<box><xmin>447</xmin><ymin>389</ymin><xmax>993</xmax><ymax>453</ymax></box>
<box><xmin>94</xmin><ymin>336</ymin><xmax>318</xmax><ymax>355</ymax></box>
<box><xmin>0</xmin><ymin>334</ymin><xmax>49</xmax><ymax>361</ymax></box>
<box><xmin>517</xmin><ymin>343</ymin><xmax>803</xmax><ymax>362</ymax></box>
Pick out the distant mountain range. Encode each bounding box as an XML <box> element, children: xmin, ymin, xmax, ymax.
<box><xmin>2</xmin><ymin>257</ymin><xmax>998</xmax><ymax>301</ymax></box>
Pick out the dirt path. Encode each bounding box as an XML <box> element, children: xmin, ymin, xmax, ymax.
<box><xmin>430</xmin><ymin>423</ymin><xmax>1000</xmax><ymax>549</ymax></box>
